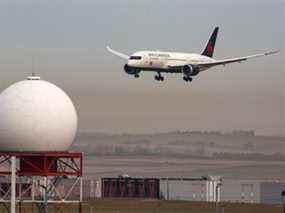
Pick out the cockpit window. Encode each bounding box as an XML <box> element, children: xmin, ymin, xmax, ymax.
<box><xmin>129</xmin><ymin>56</ymin><xmax>142</xmax><ymax>60</ymax></box>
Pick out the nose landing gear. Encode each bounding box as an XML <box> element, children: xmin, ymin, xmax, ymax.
<box><xmin>155</xmin><ymin>73</ymin><xmax>164</xmax><ymax>81</ymax></box>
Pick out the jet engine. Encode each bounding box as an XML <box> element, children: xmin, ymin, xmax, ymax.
<box><xmin>124</xmin><ymin>64</ymin><xmax>140</xmax><ymax>75</ymax></box>
<box><xmin>182</xmin><ymin>65</ymin><xmax>200</xmax><ymax>76</ymax></box>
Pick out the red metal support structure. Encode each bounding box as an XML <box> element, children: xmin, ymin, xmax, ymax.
<box><xmin>0</xmin><ymin>151</ymin><xmax>83</xmax><ymax>213</ymax></box>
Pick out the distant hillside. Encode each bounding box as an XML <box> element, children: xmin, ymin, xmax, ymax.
<box><xmin>72</xmin><ymin>131</ymin><xmax>285</xmax><ymax>161</ymax></box>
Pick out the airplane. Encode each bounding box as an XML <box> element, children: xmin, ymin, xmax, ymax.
<box><xmin>107</xmin><ymin>27</ymin><xmax>279</xmax><ymax>82</ymax></box>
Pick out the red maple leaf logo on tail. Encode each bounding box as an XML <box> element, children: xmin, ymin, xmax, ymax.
<box><xmin>207</xmin><ymin>43</ymin><xmax>214</xmax><ymax>54</ymax></box>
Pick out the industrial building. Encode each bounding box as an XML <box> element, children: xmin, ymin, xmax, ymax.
<box><xmin>159</xmin><ymin>176</ymin><xmax>221</xmax><ymax>202</ymax></box>
<box><xmin>221</xmin><ymin>180</ymin><xmax>285</xmax><ymax>204</ymax></box>
<box><xmin>97</xmin><ymin>176</ymin><xmax>285</xmax><ymax>205</ymax></box>
<box><xmin>160</xmin><ymin>178</ymin><xmax>285</xmax><ymax>204</ymax></box>
<box><xmin>99</xmin><ymin>176</ymin><xmax>221</xmax><ymax>201</ymax></box>
<box><xmin>101</xmin><ymin>177</ymin><xmax>160</xmax><ymax>199</ymax></box>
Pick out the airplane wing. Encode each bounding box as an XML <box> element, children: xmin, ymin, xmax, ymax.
<box><xmin>106</xmin><ymin>46</ymin><xmax>129</xmax><ymax>60</ymax></box>
<box><xmin>197</xmin><ymin>50</ymin><xmax>279</xmax><ymax>69</ymax></box>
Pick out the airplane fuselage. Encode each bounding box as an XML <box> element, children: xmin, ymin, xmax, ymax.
<box><xmin>127</xmin><ymin>51</ymin><xmax>215</xmax><ymax>73</ymax></box>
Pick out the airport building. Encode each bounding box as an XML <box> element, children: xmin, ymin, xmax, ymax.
<box><xmin>159</xmin><ymin>176</ymin><xmax>221</xmax><ymax>202</ymax></box>
<box><xmin>160</xmin><ymin>178</ymin><xmax>285</xmax><ymax>204</ymax></box>
<box><xmin>221</xmin><ymin>180</ymin><xmax>285</xmax><ymax>204</ymax></box>
<box><xmin>82</xmin><ymin>176</ymin><xmax>285</xmax><ymax>204</ymax></box>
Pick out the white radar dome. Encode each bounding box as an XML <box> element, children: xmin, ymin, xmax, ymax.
<box><xmin>0</xmin><ymin>76</ymin><xmax>78</xmax><ymax>151</ymax></box>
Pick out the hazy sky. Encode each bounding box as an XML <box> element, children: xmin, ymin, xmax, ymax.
<box><xmin>0</xmin><ymin>0</ymin><xmax>284</xmax><ymax>135</ymax></box>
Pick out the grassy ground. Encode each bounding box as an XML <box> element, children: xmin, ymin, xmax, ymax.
<box><xmin>0</xmin><ymin>200</ymin><xmax>282</xmax><ymax>213</ymax></box>
<box><xmin>85</xmin><ymin>155</ymin><xmax>285</xmax><ymax>180</ymax></box>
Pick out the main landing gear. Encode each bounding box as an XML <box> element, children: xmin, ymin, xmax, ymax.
<box><xmin>134</xmin><ymin>74</ymin><xmax>140</xmax><ymax>78</ymax></box>
<box><xmin>155</xmin><ymin>73</ymin><xmax>164</xmax><ymax>81</ymax></box>
<box><xmin>183</xmin><ymin>76</ymin><xmax>192</xmax><ymax>82</ymax></box>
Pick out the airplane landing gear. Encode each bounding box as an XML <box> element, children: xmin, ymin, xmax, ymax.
<box><xmin>134</xmin><ymin>74</ymin><xmax>140</xmax><ymax>78</ymax></box>
<box><xmin>155</xmin><ymin>73</ymin><xmax>164</xmax><ymax>81</ymax></box>
<box><xmin>183</xmin><ymin>76</ymin><xmax>192</xmax><ymax>82</ymax></box>
<box><xmin>155</xmin><ymin>75</ymin><xmax>164</xmax><ymax>81</ymax></box>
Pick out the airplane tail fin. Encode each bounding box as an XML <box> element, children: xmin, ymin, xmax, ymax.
<box><xmin>202</xmin><ymin>27</ymin><xmax>219</xmax><ymax>58</ymax></box>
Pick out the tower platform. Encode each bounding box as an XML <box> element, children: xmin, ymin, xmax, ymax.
<box><xmin>0</xmin><ymin>151</ymin><xmax>83</xmax><ymax>213</ymax></box>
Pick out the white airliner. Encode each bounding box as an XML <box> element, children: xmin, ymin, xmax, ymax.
<box><xmin>107</xmin><ymin>27</ymin><xmax>279</xmax><ymax>82</ymax></box>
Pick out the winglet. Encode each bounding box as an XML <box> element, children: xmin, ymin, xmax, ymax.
<box><xmin>106</xmin><ymin>45</ymin><xmax>129</xmax><ymax>60</ymax></box>
<box><xmin>202</xmin><ymin>27</ymin><xmax>219</xmax><ymax>58</ymax></box>
<box><xmin>264</xmin><ymin>50</ymin><xmax>280</xmax><ymax>56</ymax></box>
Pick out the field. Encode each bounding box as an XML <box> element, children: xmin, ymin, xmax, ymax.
<box><xmin>1</xmin><ymin>200</ymin><xmax>282</xmax><ymax>213</ymax></box>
